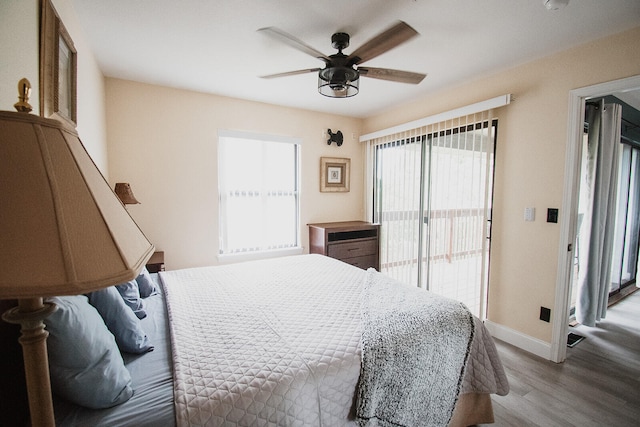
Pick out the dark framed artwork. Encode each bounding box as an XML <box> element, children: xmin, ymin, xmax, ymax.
<box><xmin>320</xmin><ymin>157</ymin><xmax>350</xmax><ymax>192</ymax></box>
<box><xmin>40</xmin><ymin>0</ymin><xmax>77</xmax><ymax>126</ymax></box>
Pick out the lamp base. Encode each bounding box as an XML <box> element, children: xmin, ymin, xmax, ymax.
<box><xmin>2</xmin><ymin>298</ymin><xmax>57</xmax><ymax>427</ymax></box>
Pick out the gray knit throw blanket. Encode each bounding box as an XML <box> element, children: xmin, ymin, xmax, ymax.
<box><xmin>355</xmin><ymin>269</ymin><xmax>474</xmax><ymax>427</ymax></box>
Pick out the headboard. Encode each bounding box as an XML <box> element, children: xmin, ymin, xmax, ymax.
<box><xmin>0</xmin><ymin>299</ymin><xmax>30</xmax><ymax>426</ymax></box>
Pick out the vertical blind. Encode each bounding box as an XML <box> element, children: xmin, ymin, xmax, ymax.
<box><xmin>364</xmin><ymin>110</ymin><xmax>497</xmax><ymax>317</ymax></box>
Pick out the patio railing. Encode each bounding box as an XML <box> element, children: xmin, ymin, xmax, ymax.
<box><xmin>379</xmin><ymin>208</ymin><xmax>487</xmax><ymax>270</ymax></box>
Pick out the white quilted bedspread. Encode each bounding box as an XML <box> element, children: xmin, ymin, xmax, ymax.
<box><xmin>160</xmin><ymin>254</ymin><xmax>508</xmax><ymax>427</ymax></box>
<box><xmin>161</xmin><ymin>255</ymin><xmax>363</xmax><ymax>426</ymax></box>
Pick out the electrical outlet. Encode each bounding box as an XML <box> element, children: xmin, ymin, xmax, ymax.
<box><xmin>540</xmin><ymin>306</ymin><xmax>551</xmax><ymax>322</ymax></box>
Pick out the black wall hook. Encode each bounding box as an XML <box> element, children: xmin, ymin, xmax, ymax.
<box><xmin>327</xmin><ymin>129</ymin><xmax>343</xmax><ymax>146</ymax></box>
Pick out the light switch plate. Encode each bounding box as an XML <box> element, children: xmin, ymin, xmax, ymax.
<box><xmin>524</xmin><ymin>207</ymin><xmax>535</xmax><ymax>222</ymax></box>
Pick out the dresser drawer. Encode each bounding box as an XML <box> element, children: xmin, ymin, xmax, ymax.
<box><xmin>342</xmin><ymin>254</ymin><xmax>378</xmax><ymax>270</ymax></box>
<box><xmin>327</xmin><ymin>238</ymin><xmax>378</xmax><ymax>259</ymax></box>
<box><xmin>308</xmin><ymin>221</ymin><xmax>380</xmax><ymax>271</ymax></box>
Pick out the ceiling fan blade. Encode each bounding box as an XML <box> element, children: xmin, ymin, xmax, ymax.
<box><xmin>260</xmin><ymin>68</ymin><xmax>321</xmax><ymax>79</ymax></box>
<box><xmin>258</xmin><ymin>27</ymin><xmax>331</xmax><ymax>63</ymax></box>
<box><xmin>359</xmin><ymin>67</ymin><xmax>426</xmax><ymax>84</ymax></box>
<box><xmin>347</xmin><ymin>21</ymin><xmax>419</xmax><ymax>65</ymax></box>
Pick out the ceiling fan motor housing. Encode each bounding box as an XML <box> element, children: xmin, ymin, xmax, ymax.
<box><xmin>331</xmin><ymin>33</ymin><xmax>350</xmax><ymax>51</ymax></box>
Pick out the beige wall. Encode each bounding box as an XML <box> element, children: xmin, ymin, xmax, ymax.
<box><xmin>363</xmin><ymin>26</ymin><xmax>640</xmax><ymax>344</ymax></box>
<box><xmin>105</xmin><ymin>79</ymin><xmax>364</xmax><ymax>270</ymax></box>
<box><xmin>0</xmin><ymin>0</ymin><xmax>108</xmax><ymax>173</ymax></box>
<box><xmin>0</xmin><ymin>1</ymin><xmax>40</xmax><ymax>113</ymax></box>
<box><xmin>51</xmin><ymin>0</ymin><xmax>108</xmax><ymax>174</ymax></box>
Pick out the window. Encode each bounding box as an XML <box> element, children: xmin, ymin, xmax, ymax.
<box><xmin>218</xmin><ymin>130</ymin><xmax>301</xmax><ymax>259</ymax></box>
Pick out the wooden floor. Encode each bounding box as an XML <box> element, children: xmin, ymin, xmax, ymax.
<box><xmin>480</xmin><ymin>289</ymin><xmax>640</xmax><ymax>427</ymax></box>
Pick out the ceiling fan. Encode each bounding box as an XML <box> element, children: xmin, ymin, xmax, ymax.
<box><xmin>258</xmin><ymin>21</ymin><xmax>427</xmax><ymax>98</ymax></box>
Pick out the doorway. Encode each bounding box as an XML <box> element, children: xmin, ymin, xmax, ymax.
<box><xmin>552</xmin><ymin>74</ymin><xmax>640</xmax><ymax>363</ymax></box>
<box><xmin>570</xmin><ymin>98</ymin><xmax>640</xmax><ymax>322</ymax></box>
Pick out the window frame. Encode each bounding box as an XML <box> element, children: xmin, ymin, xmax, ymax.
<box><xmin>217</xmin><ymin>129</ymin><xmax>302</xmax><ymax>264</ymax></box>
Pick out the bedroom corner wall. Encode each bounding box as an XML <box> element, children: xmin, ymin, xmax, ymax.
<box><xmin>362</xmin><ymin>26</ymin><xmax>640</xmax><ymax>350</ymax></box>
<box><xmin>50</xmin><ymin>0</ymin><xmax>108</xmax><ymax>174</ymax></box>
<box><xmin>105</xmin><ymin>79</ymin><xmax>365</xmax><ymax>270</ymax></box>
<box><xmin>1</xmin><ymin>0</ymin><xmax>108</xmax><ymax>175</ymax></box>
<box><xmin>0</xmin><ymin>1</ymin><xmax>40</xmax><ymax>114</ymax></box>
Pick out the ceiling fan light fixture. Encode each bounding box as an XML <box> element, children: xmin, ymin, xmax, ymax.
<box><xmin>318</xmin><ymin>66</ymin><xmax>359</xmax><ymax>98</ymax></box>
<box><xmin>543</xmin><ymin>0</ymin><xmax>569</xmax><ymax>10</ymax></box>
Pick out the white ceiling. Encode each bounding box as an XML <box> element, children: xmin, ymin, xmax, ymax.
<box><xmin>71</xmin><ymin>0</ymin><xmax>640</xmax><ymax>118</ymax></box>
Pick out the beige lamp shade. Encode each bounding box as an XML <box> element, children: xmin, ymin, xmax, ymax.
<box><xmin>114</xmin><ymin>182</ymin><xmax>141</xmax><ymax>204</ymax></box>
<box><xmin>0</xmin><ymin>111</ymin><xmax>155</xmax><ymax>299</ymax></box>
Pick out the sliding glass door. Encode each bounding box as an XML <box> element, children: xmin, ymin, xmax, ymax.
<box><xmin>610</xmin><ymin>144</ymin><xmax>640</xmax><ymax>292</ymax></box>
<box><xmin>423</xmin><ymin>121</ymin><xmax>496</xmax><ymax>317</ymax></box>
<box><xmin>374</xmin><ymin>135</ymin><xmax>425</xmax><ymax>287</ymax></box>
<box><xmin>373</xmin><ymin>116</ymin><xmax>497</xmax><ymax>318</ymax></box>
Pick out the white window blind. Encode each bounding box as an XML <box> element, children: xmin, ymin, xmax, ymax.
<box><xmin>218</xmin><ymin>130</ymin><xmax>300</xmax><ymax>258</ymax></box>
<box><xmin>364</xmin><ymin>110</ymin><xmax>498</xmax><ymax>318</ymax></box>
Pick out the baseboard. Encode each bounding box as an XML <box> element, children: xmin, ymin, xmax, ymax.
<box><xmin>484</xmin><ymin>320</ymin><xmax>552</xmax><ymax>360</ymax></box>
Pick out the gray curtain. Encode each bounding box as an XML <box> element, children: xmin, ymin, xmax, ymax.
<box><xmin>576</xmin><ymin>102</ymin><xmax>622</xmax><ymax>327</ymax></box>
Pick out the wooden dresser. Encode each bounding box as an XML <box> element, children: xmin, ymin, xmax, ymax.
<box><xmin>308</xmin><ymin>221</ymin><xmax>380</xmax><ymax>270</ymax></box>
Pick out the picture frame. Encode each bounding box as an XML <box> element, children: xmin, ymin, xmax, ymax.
<box><xmin>320</xmin><ymin>157</ymin><xmax>350</xmax><ymax>192</ymax></box>
<box><xmin>40</xmin><ymin>0</ymin><xmax>77</xmax><ymax>126</ymax></box>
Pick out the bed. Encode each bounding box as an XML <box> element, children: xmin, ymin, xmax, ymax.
<box><xmin>4</xmin><ymin>254</ymin><xmax>508</xmax><ymax>426</ymax></box>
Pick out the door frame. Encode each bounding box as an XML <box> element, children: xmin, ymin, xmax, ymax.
<box><xmin>551</xmin><ymin>74</ymin><xmax>640</xmax><ymax>363</ymax></box>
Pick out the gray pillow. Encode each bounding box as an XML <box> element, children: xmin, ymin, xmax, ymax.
<box><xmin>45</xmin><ymin>295</ymin><xmax>133</xmax><ymax>409</ymax></box>
<box><xmin>136</xmin><ymin>266</ymin><xmax>157</xmax><ymax>298</ymax></box>
<box><xmin>88</xmin><ymin>286</ymin><xmax>154</xmax><ymax>354</ymax></box>
<box><xmin>115</xmin><ymin>279</ymin><xmax>146</xmax><ymax>319</ymax></box>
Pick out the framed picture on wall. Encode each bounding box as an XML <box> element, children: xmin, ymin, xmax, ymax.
<box><xmin>40</xmin><ymin>0</ymin><xmax>77</xmax><ymax>126</ymax></box>
<box><xmin>320</xmin><ymin>157</ymin><xmax>350</xmax><ymax>192</ymax></box>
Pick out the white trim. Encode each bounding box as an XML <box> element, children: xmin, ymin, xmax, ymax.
<box><xmin>218</xmin><ymin>129</ymin><xmax>301</xmax><ymax>145</ymax></box>
<box><xmin>484</xmin><ymin>320</ymin><xmax>552</xmax><ymax>360</ymax></box>
<box><xmin>364</xmin><ymin>141</ymin><xmax>374</xmax><ymax>221</ymax></box>
<box><xmin>359</xmin><ymin>94</ymin><xmax>511</xmax><ymax>142</ymax></box>
<box><xmin>551</xmin><ymin>88</ymin><xmax>585</xmax><ymax>363</ymax></box>
<box><xmin>552</xmin><ymin>74</ymin><xmax>640</xmax><ymax>363</ymax></box>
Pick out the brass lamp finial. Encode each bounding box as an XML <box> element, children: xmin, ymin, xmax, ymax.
<box><xmin>14</xmin><ymin>78</ymin><xmax>33</xmax><ymax>113</ymax></box>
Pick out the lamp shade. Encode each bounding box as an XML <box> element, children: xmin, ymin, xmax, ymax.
<box><xmin>0</xmin><ymin>111</ymin><xmax>154</xmax><ymax>299</ymax></box>
<box><xmin>114</xmin><ymin>182</ymin><xmax>141</xmax><ymax>204</ymax></box>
